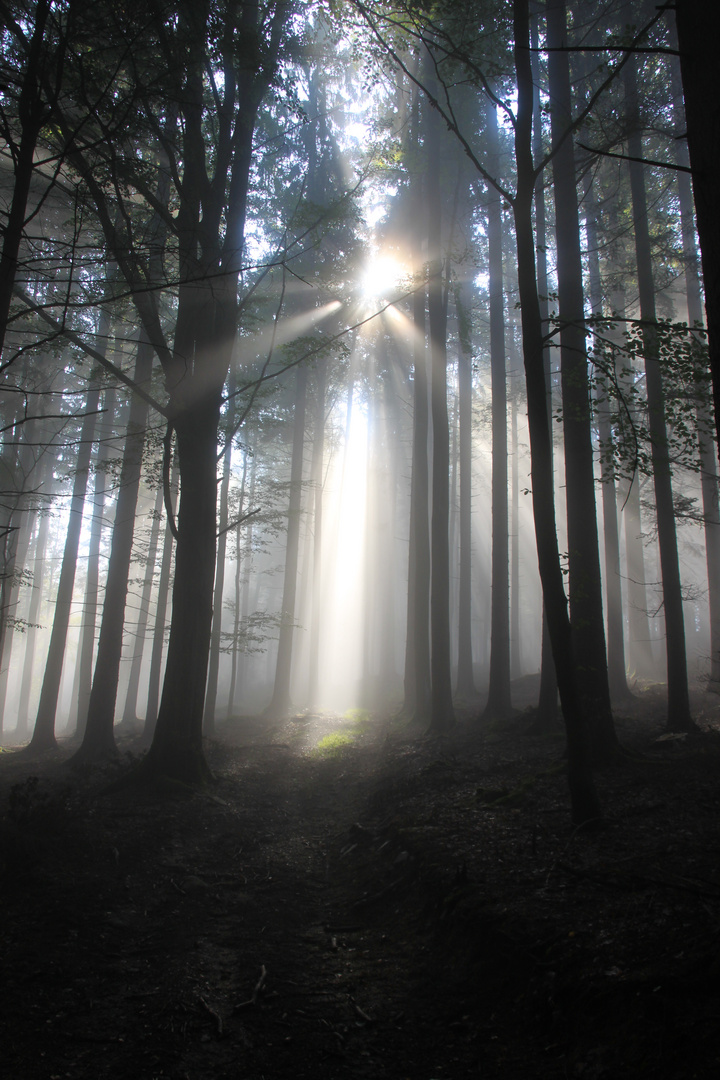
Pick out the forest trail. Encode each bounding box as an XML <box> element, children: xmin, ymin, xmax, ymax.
<box><xmin>2</xmin><ymin>697</ymin><xmax>720</xmax><ymax>1078</ymax></box>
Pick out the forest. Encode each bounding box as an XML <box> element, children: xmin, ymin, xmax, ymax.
<box><xmin>2</xmin><ymin>1</ymin><xmax>720</xmax><ymax>1077</ymax></box>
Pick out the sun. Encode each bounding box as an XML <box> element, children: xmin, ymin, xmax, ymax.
<box><xmin>359</xmin><ymin>254</ymin><xmax>404</xmax><ymax>300</ymax></box>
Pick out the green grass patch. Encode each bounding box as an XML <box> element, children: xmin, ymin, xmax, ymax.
<box><xmin>312</xmin><ymin>732</ymin><xmax>355</xmax><ymax>758</ymax></box>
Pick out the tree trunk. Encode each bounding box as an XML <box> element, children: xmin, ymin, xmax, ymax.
<box><xmin>674</xmin><ymin>0</ymin><xmax>720</xmax><ymax>458</ymax></box>
<box><xmin>0</xmin><ymin>459</ymin><xmax>36</xmax><ymax>729</ymax></box>
<box><xmin>670</xmin><ymin>55</ymin><xmax>720</xmax><ymax>686</ymax></box>
<box><xmin>16</xmin><ymin>496</ymin><xmax>51</xmax><ymax>740</ymax></box>
<box><xmin>483</xmin><ymin>96</ymin><xmax>512</xmax><ymax>721</ymax></box>
<box><xmin>403</xmin><ymin>165</ymin><xmax>432</xmax><ymax>724</ymax></box>
<box><xmin>0</xmin><ymin>0</ymin><xmax>51</xmax><ymax>360</ymax></box>
<box><xmin>231</xmin><ymin>448</ymin><xmax>256</xmax><ymax>715</ymax></box>
<box><xmin>121</xmin><ymin>481</ymin><xmax>164</xmax><ymax>728</ymax></box>
<box><xmin>624</xmin><ymin>58</ymin><xmax>694</xmax><ymax>731</ymax></box>
<box><xmin>583</xmin><ymin>191</ymin><xmax>631</xmax><ymax>702</ymax></box>
<box><xmin>73</xmin><ymin>337</ymin><xmax>153</xmax><ymax>762</ymax></box>
<box><xmin>143</xmin><ymin>460</ymin><xmax>178</xmax><ymax>742</ymax></box>
<box><xmin>513</xmin><ymin>0</ymin><xmax>600</xmax><ymax>823</ymax></box>
<box><xmin>510</xmin><ymin>387</ymin><xmax>521</xmax><ymax>680</ymax></box>
<box><xmin>73</xmin><ymin>386</ymin><xmax>117</xmax><ymax>739</ymax></box>
<box><xmin>144</xmin><ymin>398</ymin><xmax>221</xmax><ymax>783</ymax></box>
<box><xmin>203</xmin><ymin>431</ymin><xmax>233</xmax><ymax>736</ymax></box>
<box><xmin>547</xmin><ymin>0</ymin><xmax>617</xmax><ymax>762</ymax></box>
<box><xmin>454</xmin><ymin>275</ymin><xmax>477</xmax><ymax>699</ymax></box>
<box><xmin>530</xmin><ymin>9</ymin><xmax>558</xmax><ymax>728</ymax></box>
<box><xmin>265</xmin><ymin>363</ymin><xmax>308</xmax><ymax>719</ymax></box>
<box><xmin>28</xmin><ymin>383</ymin><xmax>101</xmax><ymax>752</ymax></box>
<box><xmin>425</xmin><ymin>61</ymin><xmax>454</xmax><ymax>731</ymax></box>
<box><xmin>226</xmin><ymin>448</ymin><xmax>248</xmax><ymax>718</ymax></box>
<box><xmin>308</xmin><ymin>356</ymin><xmax>327</xmax><ymax>710</ymax></box>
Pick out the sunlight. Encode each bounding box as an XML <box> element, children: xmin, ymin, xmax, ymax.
<box><xmin>316</xmin><ymin>392</ymin><xmax>368</xmax><ymax>711</ymax></box>
<box><xmin>359</xmin><ymin>254</ymin><xmax>405</xmax><ymax>300</ymax></box>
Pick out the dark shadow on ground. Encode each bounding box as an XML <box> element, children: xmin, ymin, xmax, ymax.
<box><xmin>2</xmin><ymin>689</ymin><xmax>720</xmax><ymax>1078</ymax></box>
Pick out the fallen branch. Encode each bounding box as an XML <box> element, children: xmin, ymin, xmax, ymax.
<box><xmin>234</xmin><ymin>964</ymin><xmax>267</xmax><ymax>1010</ymax></box>
<box><xmin>199</xmin><ymin>995</ymin><xmax>224</xmax><ymax>1037</ymax></box>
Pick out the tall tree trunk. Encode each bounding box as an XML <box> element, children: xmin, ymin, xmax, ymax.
<box><xmin>583</xmin><ymin>192</ymin><xmax>631</xmax><ymax>702</ymax></box>
<box><xmin>0</xmin><ymin>0</ymin><xmax>52</xmax><ymax>361</ymax></box>
<box><xmin>308</xmin><ymin>356</ymin><xmax>327</xmax><ymax>710</ymax></box>
<box><xmin>620</xmin><ymin>471</ymin><xmax>654</xmax><ymax>674</ymax></box>
<box><xmin>403</xmin><ymin>167</ymin><xmax>432</xmax><ymax>724</ymax></box>
<box><xmin>510</xmin><ymin>386</ymin><xmax>521</xmax><ymax>680</ymax></box>
<box><xmin>530</xmin><ymin>9</ymin><xmax>559</xmax><ymax>728</ymax></box>
<box><xmin>73</xmin><ymin>386</ymin><xmax>117</xmax><ymax>739</ymax></box>
<box><xmin>16</xmin><ymin>497</ymin><xmax>51</xmax><ymax>740</ymax></box>
<box><xmin>624</xmin><ymin>58</ymin><xmax>695</xmax><ymax>731</ymax></box>
<box><xmin>143</xmin><ymin>460</ymin><xmax>178</xmax><ymax>742</ymax></box>
<box><xmin>425</xmin><ymin>61</ymin><xmax>454</xmax><ymax>731</ymax></box>
<box><xmin>547</xmin><ymin>0</ymin><xmax>617</xmax><ymax>762</ymax></box>
<box><xmin>454</xmin><ymin>275</ymin><xmax>477</xmax><ymax>698</ymax></box>
<box><xmin>0</xmin><ymin>399</ymin><xmax>24</xmax><ymax>672</ymax></box>
<box><xmin>674</xmin><ymin>0</ymin><xmax>720</xmax><ymax>458</ymax></box>
<box><xmin>226</xmin><ymin>448</ymin><xmax>248</xmax><ymax>718</ymax></box>
<box><xmin>204</xmin><ymin>429</ymin><xmax>233</xmax><ymax>736</ymax></box>
<box><xmin>145</xmin><ymin>397</ymin><xmax>221</xmax><ymax>783</ymax></box>
<box><xmin>72</xmin><ymin>336</ymin><xmax>152</xmax><ymax>761</ymax></box>
<box><xmin>513</xmin><ymin>0</ymin><xmax>600</xmax><ymax>822</ymax></box>
<box><xmin>28</xmin><ymin>383</ymin><xmax>101</xmax><ymax>752</ymax></box>
<box><xmin>77</xmin><ymin>0</ymin><xmax>287</xmax><ymax>783</ymax></box>
<box><xmin>483</xmin><ymin>96</ymin><xmax>512</xmax><ymax>720</ymax></box>
<box><xmin>121</xmin><ymin>481</ymin><xmax>164</xmax><ymax>728</ymax></box>
<box><xmin>0</xmin><ymin>459</ymin><xmax>36</xmax><ymax>730</ymax></box>
<box><xmin>670</xmin><ymin>55</ymin><xmax>720</xmax><ymax>686</ymax></box>
<box><xmin>606</xmin><ymin>239</ymin><xmax>655</xmax><ymax>680</ymax></box>
<box><xmin>265</xmin><ymin>364</ymin><xmax>308</xmax><ymax>719</ymax></box>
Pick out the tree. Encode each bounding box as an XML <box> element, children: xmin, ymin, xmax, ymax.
<box><xmin>482</xmin><ymin>94</ymin><xmax>512</xmax><ymax>721</ymax></box>
<box><xmin>546</xmin><ymin>0</ymin><xmax>617</xmax><ymax>761</ymax></box>
<box><xmin>624</xmin><ymin>54</ymin><xmax>694</xmax><ymax>731</ymax></box>
<box><xmin>265</xmin><ymin>360</ymin><xmax>308</xmax><ymax>719</ymax></box>
<box><xmin>28</xmin><ymin>379</ymin><xmax>100</xmax><ymax>751</ymax></box>
<box><xmin>674</xmin><ymin>0</ymin><xmax>720</xmax><ymax>459</ymax></box>
<box><xmin>55</xmin><ymin>0</ymin><xmax>292</xmax><ymax>780</ymax></box>
<box><xmin>425</xmin><ymin>54</ymin><xmax>454</xmax><ymax>732</ymax></box>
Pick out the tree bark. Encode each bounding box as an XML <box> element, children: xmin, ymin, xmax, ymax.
<box><xmin>143</xmin><ymin>460</ymin><xmax>177</xmax><ymax>742</ymax></box>
<box><xmin>226</xmin><ymin>448</ymin><xmax>249</xmax><ymax>718</ymax></box>
<box><xmin>308</xmin><ymin>356</ymin><xmax>327</xmax><ymax>710</ymax></box>
<box><xmin>265</xmin><ymin>363</ymin><xmax>308</xmax><ymax>719</ymax></box>
<box><xmin>624</xmin><ymin>57</ymin><xmax>694</xmax><ymax>731</ymax></box>
<box><xmin>203</xmin><ymin>430</ymin><xmax>233</xmax><ymax>736</ymax></box>
<box><xmin>547</xmin><ymin>0</ymin><xmax>617</xmax><ymax>762</ymax></box>
<box><xmin>28</xmin><ymin>383</ymin><xmax>101</xmax><ymax>752</ymax></box>
<box><xmin>530</xmin><ymin>9</ymin><xmax>559</xmax><ymax>728</ymax></box>
<box><xmin>0</xmin><ymin>0</ymin><xmax>52</xmax><ymax>360</ymax></box>
<box><xmin>73</xmin><ymin>337</ymin><xmax>153</xmax><ymax>761</ymax></box>
<box><xmin>483</xmin><ymin>96</ymin><xmax>512</xmax><ymax>721</ymax></box>
<box><xmin>510</xmin><ymin>387</ymin><xmax>521</xmax><ymax>680</ymax></box>
<box><xmin>16</xmin><ymin>494</ymin><xmax>51</xmax><ymax>740</ymax></box>
<box><xmin>513</xmin><ymin>0</ymin><xmax>600</xmax><ymax>822</ymax></box>
<box><xmin>670</xmin><ymin>54</ymin><xmax>720</xmax><ymax>686</ymax></box>
<box><xmin>403</xmin><ymin>164</ymin><xmax>432</xmax><ymax>724</ymax></box>
<box><xmin>144</xmin><ymin>399</ymin><xmax>220</xmax><ymax>783</ymax></box>
<box><xmin>73</xmin><ymin>386</ymin><xmax>116</xmax><ymax>739</ymax></box>
<box><xmin>583</xmin><ymin>191</ymin><xmax>631</xmax><ymax>702</ymax></box>
<box><xmin>454</xmin><ymin>274</ymin><xmax>477</xmax><ymax>699</ymax></box>
<box><xmin>674</xmin><ymin>0</ymin><xmax>720</xmax><ymax>459</ymax></box>
<box><xmin>425</xmin><ymin>60</ymin><xmax>455</xmax><ymax>732</ymax></box>
<box><xmin>121</xmin><ymin>481</ymin><xmax>164</xmax><ymax>729</ymax></box>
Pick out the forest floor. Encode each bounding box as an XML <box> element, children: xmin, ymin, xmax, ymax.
<box><xmin>2</xmin><ymin>682</ymin><xmax>720</xmax><ymax>1079</ymax></box>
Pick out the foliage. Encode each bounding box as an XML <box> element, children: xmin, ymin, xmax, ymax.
<box><xmin>589</xmin><ymin>317</ymin><xmax>713</xmax><ymax>480</ymax></box>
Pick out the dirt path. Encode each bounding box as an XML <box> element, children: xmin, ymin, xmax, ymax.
<box><xmin>2</xmin><ymin>699</ymin><xmax>720</xmax><ymax>1078</ymax></box>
